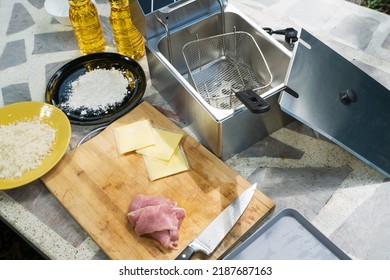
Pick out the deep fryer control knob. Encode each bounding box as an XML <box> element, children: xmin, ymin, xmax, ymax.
<box><xmin>340</xmin><ymin>89</ymin><xmax>357</xmax><ymax>105</ymax></box>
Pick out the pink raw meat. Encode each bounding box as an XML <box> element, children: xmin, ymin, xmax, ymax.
<box><xmin>127</xmin><ymin>195</ymin><xmax>185</xmax><ymax>250</ymax></box>
<box><xmin>129</xmin><ymin>194</ymin><xmax>176</xmax><ymax>211</ymax></box>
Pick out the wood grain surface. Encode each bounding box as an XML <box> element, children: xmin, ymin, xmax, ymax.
<box><xmin>42</xmin><ymin>101</ymin><xmax>275</xmax><ymax>260</ymax></box>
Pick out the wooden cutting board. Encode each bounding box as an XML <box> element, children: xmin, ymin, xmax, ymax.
<box><xmin>42</xmin><ymin>101</ymin><xmax>274</xmax><ymax>260</ymax></box>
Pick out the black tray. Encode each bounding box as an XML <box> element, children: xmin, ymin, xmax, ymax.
<box><xmin>46</xmin><ymin>52</ymin><xmax>146</xmax><ymax>126</ymax></box>
<box><xmin>223</xmin><ymin>208</ymin><xmax>351</xmax><ymax>260</ymax></box>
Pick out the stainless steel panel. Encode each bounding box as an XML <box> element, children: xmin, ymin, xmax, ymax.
<box><xmin>280</xmin><ymin>29</ymin><xmax>390</xmax><ymax>177</ymax></box>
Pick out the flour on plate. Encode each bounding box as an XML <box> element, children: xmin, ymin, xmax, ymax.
<box><xmin>61</xmin><ymin>68</ymin><xmax>131</xmax><ymax>115</ymax></box>
<box><xmin>0</xmin><ymin>120</ymin><xmax>56</xmax><ymax>179</ymax></box>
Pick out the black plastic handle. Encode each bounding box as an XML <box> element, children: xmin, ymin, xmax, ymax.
<box><xmin>175</xmin><ymin>245</ymin><xmax>196</xmax><ymax>260</ymax></box>
<box><xmin>235</xmin><ymin>89</ymin><xmax>270</xmax><ymax>114</ymax></box>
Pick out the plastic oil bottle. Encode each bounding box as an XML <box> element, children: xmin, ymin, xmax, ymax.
<box><xmin>108</xmin><ymin>0</ymin><xmax>145</xmax><ymax>60</ymax></box>
<box><xmin>68</xmin><ymin>0</ymin><xmax>106</xmax><ymax>55</ymax></box>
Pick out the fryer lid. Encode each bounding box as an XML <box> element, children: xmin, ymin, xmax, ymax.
<box><xmin>279</xmin><ymin>29</ymin><xmax>390</xmax><ymax>178</ymax></box>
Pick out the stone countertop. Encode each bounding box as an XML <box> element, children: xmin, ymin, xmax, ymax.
<box><xmin>1</xmin><ymin>0</ymin><xmax>390</xmax><ymax>260</ymax></box>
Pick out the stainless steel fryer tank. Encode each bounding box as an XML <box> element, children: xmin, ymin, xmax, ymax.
<box><xmin>130</xmin><ymin>0</ymin><xmax>294</xmax><ymax>160</ymax></box>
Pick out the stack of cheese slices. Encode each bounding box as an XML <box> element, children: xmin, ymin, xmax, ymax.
<box><xmin>113</xmin><ymin>119</ymin><xmax>189</xmax><ymax>181</ymax></box>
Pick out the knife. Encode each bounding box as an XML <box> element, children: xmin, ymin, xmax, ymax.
<box><xmin>175</xmin><ymin>183</ymin><xmax>257</xmax><ymax>260</ymax></box>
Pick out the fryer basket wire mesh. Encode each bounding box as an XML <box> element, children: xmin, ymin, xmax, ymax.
<box><xmin>182</xmin><ymin>31</ymin><xmax>273</xmax><ymax>110</ymax></box>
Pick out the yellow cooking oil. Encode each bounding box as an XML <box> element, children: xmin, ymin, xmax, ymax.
<box><xmin>108</xmin><ymin>0</ymin><xmax>145</xmax><ymax>60</ymax></box>
<box><xmin>69</xmin><ymin>0</ymin><xmax>106</xmax><ymax>55</ymax></box>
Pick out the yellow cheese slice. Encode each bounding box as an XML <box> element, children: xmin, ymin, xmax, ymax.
<box><xmin>136</xmin><ymin>127</ymin><xmax>183</xmax><ymax>161</ymax></box>
<box><xmin>114</xmin><ymin>119</ymin><xmax>155</xmax><ymax>154</ymax></box>
<box><xmin>143</xmin><ymin>145</ymin><xmax>189</xmax><ymax>181</ymax></box>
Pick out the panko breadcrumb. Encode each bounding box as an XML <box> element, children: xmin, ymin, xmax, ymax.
<box><xmin>61</xmin><ymin>68</ymin><xmax>130</xmax><ymax>115</ymax></box>
<box><xmin>0</xmin><ymin>120</ymin><xmax>56</xmax><ymax>179</ymax></box>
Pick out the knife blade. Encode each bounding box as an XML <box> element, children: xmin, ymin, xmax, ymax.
<box><xmin>175</xmin><ymin>183</ymin><xmax>257</xmax><ymax>260</ymax></box>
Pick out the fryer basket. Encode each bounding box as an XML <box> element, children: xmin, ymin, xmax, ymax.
<box><xmin>182</xmin><ymin>31</ymin><xmax>273</xmax><ymax>110</ymax></box>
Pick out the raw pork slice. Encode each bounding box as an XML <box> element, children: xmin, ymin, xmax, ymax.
<box><xmin>127</xmin><ymin>194</ymin><xmax>185</xmax><ymax>250</ymax></box>
<box><xmin>129</xmin><ymin>194</ymin><xmax>176</xmax><ymax>212</ymax></box>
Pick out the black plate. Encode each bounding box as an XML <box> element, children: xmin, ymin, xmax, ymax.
<box><xmin>45</xmin><ymin>52</ymin><xmax>146</xmax><ymax>125</ymax></box>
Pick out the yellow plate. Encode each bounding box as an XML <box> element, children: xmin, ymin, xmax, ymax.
<box><xmin>0</xmin><ymin>101</ymin><xmax>71</xmax><ymax>190</ymax></box>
